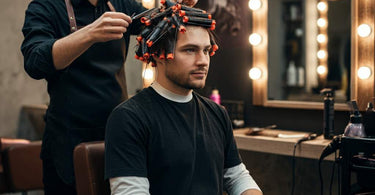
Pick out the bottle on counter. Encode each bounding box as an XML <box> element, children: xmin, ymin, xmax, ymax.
<box><xmin>321</xmin><ymin>88</ymin><xmax>334</xmax><ymax>139</ymax></box>
<box><xmin>210</xmin><ymin>89</ymin><xmax>221</xmax><ymax>105</ymax></box>
<box><xmin>287</xmin><ymin>61</ymin><xmax>297</xmax><ymax>86</ymax></box>
<box><xmin>344</xmin><ymin>100</ymin><xmax>366</xmax><ymax>138</ymax></box>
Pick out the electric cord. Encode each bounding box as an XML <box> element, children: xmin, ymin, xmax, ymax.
<box><xmin>329</xmin><ymin>151</ymin><xmax>337</xmax><ymax>195</ymax></box>
<box><xmin>338</xmin><ymin>155</ymin><xmax>341</xmax><ymax>195</ymax></box>
<box><xmin>291</xmin><ymin>142</ymin><xmax>298</xmax><ymax>195</ymax></box>
<box><xmin>291</xmin><ymin>133</ymin><xmax>318</xmax><ymax>195</ymax></box>
<box><xmin>319</xmin><ymin>157</ymin><xmax>324</xmax><ymax>195</ymax></box>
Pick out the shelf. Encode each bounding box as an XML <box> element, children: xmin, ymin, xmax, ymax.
<box><xmin>233</xmin><ymin>128</ymin><xmax>335</xmax><ymax>161</ymax></box>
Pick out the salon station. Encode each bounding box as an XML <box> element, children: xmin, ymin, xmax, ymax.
<box><xmin>1</xmin><ymin>0</ymin><xmax>375</xmax><ymax>194</ymax></box>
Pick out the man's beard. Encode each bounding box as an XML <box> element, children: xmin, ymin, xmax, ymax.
<box><xmin>165</xmin><ymin>69</ymin><xmax>207</xmax><ymax>90</ymax></box>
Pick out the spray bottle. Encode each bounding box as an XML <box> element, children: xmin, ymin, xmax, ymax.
<box><xmin>344</xmin><ymin>100</ymin><xmax>366</xmax><ymax>138</ymax></box>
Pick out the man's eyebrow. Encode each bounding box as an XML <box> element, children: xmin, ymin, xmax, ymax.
<box><xmin>179</xmin><ymin>44</ymin><xmax>212</xmax><ymax>49</ymax></box>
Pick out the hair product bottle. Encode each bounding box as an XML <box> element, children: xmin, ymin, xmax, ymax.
<box><xmin>344</xmin><ymin>100</ymin><xmax>366</xmax><ymax>138</ymax></box>
<box><xmin>210</xmin><ymin>89</ymin><xmax>221</xmax><ymax>105</ymax></box>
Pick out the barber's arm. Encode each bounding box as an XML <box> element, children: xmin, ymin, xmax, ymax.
<box><xmin>52</xmin><ymin>3</ymin><xmax>131</xmax><ymax>70</ymax></box>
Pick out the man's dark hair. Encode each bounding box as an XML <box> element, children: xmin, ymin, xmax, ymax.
<box><xmin>133</xmin><ymin>0</ymin><xmax>218</xmax><ymax>66</ymax></box>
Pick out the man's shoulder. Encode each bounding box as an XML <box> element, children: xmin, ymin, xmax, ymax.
<box><xmin>193</xmin><ymin>92</ymin><xmax>224</xmax><ymax>110</ymax></box>
<box><xmin>115</xmin><ymin>88</ymin><xmax>155</xmax><ymax>111</ymax></box>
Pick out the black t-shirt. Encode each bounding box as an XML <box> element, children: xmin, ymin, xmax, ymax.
<box><xmin>105</xmin><ymin>87</ymin><xmax>241</xmax><ymax>195</ymax></box>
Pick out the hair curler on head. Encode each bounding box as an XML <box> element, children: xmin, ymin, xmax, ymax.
<box><xmin>133</xmin><ymin>0</ymin><xmax>218</xmax><ymax>65</ymax></box>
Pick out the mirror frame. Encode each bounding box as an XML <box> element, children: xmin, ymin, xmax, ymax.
<box><xmin>251</xmin><ymin>0</ymin><xmax>374</xmax><ymax>111</ymax></box>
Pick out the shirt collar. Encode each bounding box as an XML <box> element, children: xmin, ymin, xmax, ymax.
<box><xmin>150</xmin><ymin>82</ymin><xmax>193</xmax><ymax>103</ymax></box>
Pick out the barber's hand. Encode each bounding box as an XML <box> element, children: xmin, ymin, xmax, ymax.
<box><xmin>85</xmin><ymin>12</ymin><xmax>132</xmax><ymax>43</ymax></box>
<box><xmin>172</xmin><ymin>0</ymin><xmax>198</xmax><ymax>7</ymax></box>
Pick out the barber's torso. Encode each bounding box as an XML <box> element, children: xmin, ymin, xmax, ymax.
<box><xmin>28</xmin><ymin>0</ymin><xmax>145</xmax><ymax>184</ymax></box>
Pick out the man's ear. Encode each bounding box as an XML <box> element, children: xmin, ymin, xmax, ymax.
<box><xmin>154</xmin><ymin>57</ymin><xmax>165</xmax><ymax>67</ymax></box>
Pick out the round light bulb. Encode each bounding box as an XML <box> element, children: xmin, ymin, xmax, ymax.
<box><xmin>249</xmin><ymin>33</ymin><xmax>262</xmax><ymax>46</ymax></box>
<box><xmin>249</xmin><ymin>0</ymin><xmax>262</xmax><ymax>11</ymax></box>
<box><xmin>358</xmin><ymin>66</ymin><xmax>372</xmax><ymax>80</ymax></box>
<box><xmin>317</xmin><ymin>65</ymin><xmax>327</xmax><ymax>75</ymax></box>
<box><xmin>317</xmin><ymin>50</ymin><xmax>327</xmax><ymax>59</ymax></box>
<box><xmin>357</xmin><ymin>24</ymin><xmax>372</xmax><ymax>38</ymax></box>
<box><xmin>317</xmin><ymin>18</ymin><xmax>327</xmax><ymax>28</ymax></box>
<box><xmin>317</xmin><ymin>2</ymin><xmax>327</xmax><ymax>12</ymax></box>
<box><xmin>143</xmin><ymin>68</ymin><xmax>154</xmax><ymax>80</ymax></box>
<box><xmin>317</xmin><ymin>34</ymin><xmax>326</xmax><ymax>43</ymax></box>
<box><xmin>249</xmin><ymin>67</ymin><xmax>262</xmax><ymax>80</ymax></box>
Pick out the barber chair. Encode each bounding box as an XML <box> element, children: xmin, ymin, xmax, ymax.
<box><xmin>0</xmin><ymin>138</ymin><xmax>31</xmax><ymax>192</ymax></box>
<box><xmin>340</xmin><ymin>137</ymin><xmax>375</xmax><ymax>195</ymax></box>
<box><xmin>0</xmin><ymin>138</ymin><xmax>43</xmax><ymax>194</ymax></box>
<box><xmin>74</xmin><ymin>141</ymin><xmax>110</xmax><ymax>195</ymax></box>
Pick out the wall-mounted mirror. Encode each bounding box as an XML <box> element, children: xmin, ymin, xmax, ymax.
<box><xmin>251</xmin><ymin>0</ymin><xmax>375</xmax><ymax>110</ymax></box>
<box><xmin>268</xmin><ymin>0</ymin><xmax>350</xmax><ymax>103</ymax></box>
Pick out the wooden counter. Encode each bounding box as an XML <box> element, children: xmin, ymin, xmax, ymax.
<box><xmin>234</xmin><ymin>128</ymin><xmax>335</xmax><ymax>161</ymax></box>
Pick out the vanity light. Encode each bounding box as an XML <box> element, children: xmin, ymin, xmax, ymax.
<box><xmin>317</xmin><ymin>2</ymin><xmax>327</xmax><ymax>12</ymax></box>
<box><xmin>143</xmin><ymin>68</ymin><xmax>154</xmax><ymax>80</ymax></box>
<box><xmin>358</xmin><ymin>66</ymin><xmax>372</xmax><ymax>80</ymax></box>
<box><xmin>317</xmin><ymin>50</ymin><xmax>327</xmax><ymax>59</ymax></box>
<box><xmin>248</xmin><ymin>0</ymin><xmax>262</xmax><ymax>11</ymax></box>
<box><xmin>317</xmin><ymin>18</ymin><xmax>327</xmax><ymax>28</ymax></box>
<box><xmin>249</xmin><ymin>67</ymin><xmax>262</xmax><ymax>80</ymax></box>
<box><xmin>357</xmin><ymin>24</ymin><xmax>372</xmax><ymax>38</ymax></box>
<box><xmin>249</xmin><ymin>33</ymin><xmax>262</xmax><ymax>46</ymax></box>
<box><xmin>317</xmin><ymin>65</ymin><xmax>327</xmax><ymax>75</ymax></box>
<box><xmin>142</xmin><ymin>0</ymin><xmax>154</xmax><ymax>9</ymax></box>
<box><xmin>317</xmin><ymin>34</ymin><xmax>326</xmax><ymax>43</ymax></box>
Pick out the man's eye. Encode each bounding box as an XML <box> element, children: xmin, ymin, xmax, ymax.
<box><xmin>185</xmin><ymin>48</ymin><xmax>195</xmax><ymax>53</ymax></box>
<box><xmin>203</xmin><ymin>49</ymin><xmax>210</xmax><ymax>54</ymax></box>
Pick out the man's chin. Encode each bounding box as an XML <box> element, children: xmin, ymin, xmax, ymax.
<box><xmin>188</xmin><ymin>82</ymin><xmax>206</xmax><ymax>90</ymax></box>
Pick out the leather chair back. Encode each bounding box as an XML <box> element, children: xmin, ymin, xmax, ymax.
<box><xmin>1</xmin><ymin>140</ymin><xmax>43</xmax><ymax>192</ymax></box>
<box><xmin>74</xmin><ymin>141</ymin><xmax>110</xmax><ymax>195</ymax></box>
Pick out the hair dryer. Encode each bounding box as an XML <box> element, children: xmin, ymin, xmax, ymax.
<box><xmin>319</xmin><ymin>135</ymin><xmax>342</xmax><ymax>161</ymax></box>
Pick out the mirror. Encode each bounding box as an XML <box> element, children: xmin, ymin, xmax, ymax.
<box><xmin>268</xmin><ymin>0</ymin><xmax>351</xmax><ymax>104</ymax></box>
<box><xmin>251</xmin><ymin>0</ymin><xmax>374</xmax><ymax>110</ymax></box>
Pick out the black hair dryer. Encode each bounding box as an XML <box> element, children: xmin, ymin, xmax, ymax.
<box><xmin>321</xmin><ymin>88</ymin><xmax>335</xmax><ymax>139</ymax></box>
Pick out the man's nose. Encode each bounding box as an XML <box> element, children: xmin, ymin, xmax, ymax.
<box><xmin>196</xmin><ymin>51</ymin><xmax>209</xmax><ymax>66</ymax></box>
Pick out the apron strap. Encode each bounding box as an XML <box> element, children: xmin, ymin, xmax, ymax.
<box><xmin>64</xmin><ymin>0</ymin><xmax>78</xmax><ymax>33</ymax></box>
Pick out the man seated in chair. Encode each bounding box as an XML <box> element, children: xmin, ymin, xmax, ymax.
<box><xmin>104</xmin><ymin>2</ymin><xmax>262</xmax><ymax>194</ymax></box>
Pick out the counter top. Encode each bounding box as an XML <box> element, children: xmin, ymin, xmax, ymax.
<box><xmin>234</xmin><ymin>128</ymin><xmax>335</xmax><ymax>161</ymax></box>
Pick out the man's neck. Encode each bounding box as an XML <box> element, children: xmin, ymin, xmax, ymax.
<box><xmin>151</xmin><ymin>82</ymin><xmax>193</xmax><ymax>103</ymax></box>
<box><xmin>155</xmin><ymin>78</ymin><xmax>192</xmax><ymax>96</ymax></box>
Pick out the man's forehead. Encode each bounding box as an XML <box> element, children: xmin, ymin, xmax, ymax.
<box><xmin>176</xmin><ymin>26</ymin><xmax>211</xmax><ymax>46</ymax></box>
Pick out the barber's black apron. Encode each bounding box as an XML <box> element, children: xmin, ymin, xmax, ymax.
<box><xmin>42</xmin><ymin>0</ymin><xmax>127</xmax><ymax>185</ymax></box>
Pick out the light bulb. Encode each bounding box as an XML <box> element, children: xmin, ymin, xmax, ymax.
<box><xmin>317</xmin><ymin>50</ymin><xmax>326</xmax><ymax>59</ymax></box>
<box><xmin>249</xmin><ymin>0</ymin><xmax>262</xmax><ymax>11</ymax></box>
<box><xmin>357</xmin><ymin>24</ymin><xmax>372</xmax><ymax>38</ymax></box>
<box><xmin>358</xmin><ymin>66</ymin><xmax>372</xmax><ymax>79</ymax></box>
<box><xmin>249</xmin><ymin>67</ymin><xmax>262</xmax><ymax>80</ymax></box>
<box><xmin>249</xmin><ymin>33</ymin><xmax>262</xmax><ymax>46</ymax></box>
<box><xmin>317</xmin><ymin>2</ymin><xmax>327</xmax><ymax>12</ymax></box>
<box><xmin>317</xmin><ymin>18</ymin><xmax>327</xmax><ymax>28</ymax></box>
<box><xmin>142</xmin><ymin>0</ymin><xmax>154</xmax><ymax>9</ymax></box>
<box><xmin>317</xmin><ymin>65</ymin><xmax>327</xmax><ymax>75</ymax></box>
<box><xmin>317</xmin><ymin>34</ymin><xmax>326</xmax><ymax>43</ymax></box>
<box><xmin>143</xmin><ymin>68</ymin><xmax>154</xmax><ymax>80</ymax></box>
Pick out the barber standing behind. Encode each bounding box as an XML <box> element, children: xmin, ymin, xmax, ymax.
<box><xmin>21</xmin><ymin>0</ymin><xmax>147</xmax><ymax>194</ymax></box>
